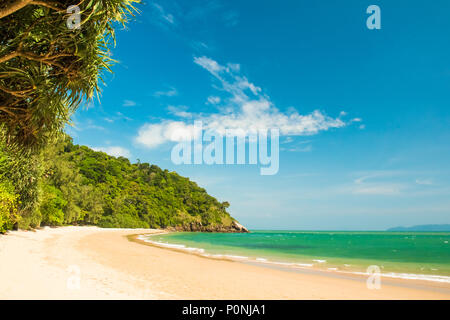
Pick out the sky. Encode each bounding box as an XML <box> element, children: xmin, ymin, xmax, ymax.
<box><xmin>68</xmin><ymin>0</ymin><xmax>450</xmax><ymax>230</ymax></box>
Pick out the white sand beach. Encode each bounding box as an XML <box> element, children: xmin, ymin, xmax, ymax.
<box><xmin>0</xmin><ymin>226</ymin><xmax>449</xmax><ymax>300</ymax></box>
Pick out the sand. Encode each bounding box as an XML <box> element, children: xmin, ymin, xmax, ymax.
<box><xmin>0</xmin><ymin>226</ymin><xmax>449</xmax><ymax>300</ymax></box>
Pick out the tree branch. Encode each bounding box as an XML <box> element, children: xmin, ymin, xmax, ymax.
<box><xmin>0</xmin><ymin>0</ymin><xmax>33</xmax><ymax>19</ymax></box>
<box><xmin>0</xmin><ymin>84</ymin><xmax>34</xmax><ymax>97</ymax></box>
<box><xmin>18</xmin><ymin>52</ymin><xmax>73</xmax><ymax>71</ymax></box>
<box><xmin>0</xmin><ymin>52</ymin><xmax>19</xmax><ymax>64</ymax></box>
<box><xmin>31</xmin><ymin>1</ymin><xmax>65</xmax><ymax>13</ymax></box>
<box><xmin>0</xmin><ymin>0</ymin><xmax>64</xmax><ymax>19</ymax></box>
<box><xmin>0</xmin><ymin>105</ymin><xmax>20</xmax><ymax>117</ymax></box>
<box><xmin>0</xmin><ymin>50</ymin><xmax>76</xmax><ymax>72</ymax></box>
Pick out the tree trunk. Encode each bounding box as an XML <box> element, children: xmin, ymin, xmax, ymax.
<box><xmin>0</xmin><ymin>0</ymin><xmax>33</xmax><ymax>19</ymax></box>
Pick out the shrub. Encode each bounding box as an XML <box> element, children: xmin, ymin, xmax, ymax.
<box><xmin>40</xmin><ymin>185</ymin><xmax>66</xmax><ymax>226</ymax></box>
<box><xmin>0</xmin><ymin>182</ymin><xmax>19</xmax><ymax>233</ymax></box>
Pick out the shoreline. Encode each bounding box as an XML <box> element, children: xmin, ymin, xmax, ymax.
<box><xmin>1</xmin><ymin>226</ymin><xmax>449</xmax><ymax>299</ymax></box>
<box><xmin>131</xmin><ymin>233</ymin><xmax>450</xmax><ymax>290</ymax></box>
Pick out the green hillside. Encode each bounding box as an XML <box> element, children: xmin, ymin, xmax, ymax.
<box><xmin>0</xmin><ymin>135</ymin><xmax>246</xmax><ymax>233</ymax></box>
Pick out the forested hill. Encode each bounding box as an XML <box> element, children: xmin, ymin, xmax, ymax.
<box><xmin>0</xmin><ymin>135</ymin><xmax>247</xmax><ymax>233</ymax></box>
<box><xmin>0</xmin><ymin>1</ymin><xmax>249</xmax><ymax>233</ymax></box>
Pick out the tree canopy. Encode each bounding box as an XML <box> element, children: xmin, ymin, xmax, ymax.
<box><xmin>0</xmin><ymin>0</ymin><xmax>139</xmax><ymax>150</ymax></box>
<box><xmin>0</xmin><ymin>135</ymin><xmax>237</xmax><ymax>232</ymax></box>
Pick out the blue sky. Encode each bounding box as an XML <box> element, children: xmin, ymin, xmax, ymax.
<box><xmin>68</xmin><ymin>0</ymin><xmax>450</xmax><ymax>230</ymax></box>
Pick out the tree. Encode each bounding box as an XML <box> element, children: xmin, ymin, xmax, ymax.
<box><xmin>40</xmin><ymin>184</ymin><xmax>66</xmax><ymax>225</ymax></box>
<box><xmin>0</xmin><ymin>137</ymin><xmax>42</xmax><ymax>228</ymax></box>
<box><xmin>0</xmin><ymin>0</ymin><xmax>139</xmax><ymax>150</ymax></box>
<box><xmin>0</xmin><ymin>181</ymin><xmax>19</xmax><ymax>233</ymax></box>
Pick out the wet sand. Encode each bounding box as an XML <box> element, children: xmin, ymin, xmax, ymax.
<box><xmin>0</xmin><ymin>226</ymin><xmax>448</xmax><ymax>299</ymax></box>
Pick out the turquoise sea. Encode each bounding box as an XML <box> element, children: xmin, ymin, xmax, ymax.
<box><xmin>144</xmin><ymin>231</ymin><xmax>450</xmax><ymax>283</ymax></box>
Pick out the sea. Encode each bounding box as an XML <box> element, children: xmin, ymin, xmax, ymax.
<box><xmin>141</xmin><ymin>230</ymin><xmax>450</xmax><ymax>283</ymax></box>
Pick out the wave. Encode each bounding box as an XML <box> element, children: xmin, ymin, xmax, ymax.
<box><xmin>137</xmin><ymin>235</ymin><xmax>205</xmax><ymax>254</ymax></box>
<box><xmin>348</xmin><ymin>271</ymin><xmax>450</xmax><ymax>283</ymax></box>
<box><xmin>137</xmin><ymin>235</ymin><xmax>450</xmax><ymax>284</ymax></box>
<box><xmin>313</xmin><ymin>259</ymin><xmax>327</xmax><ymax>263</ymax></box>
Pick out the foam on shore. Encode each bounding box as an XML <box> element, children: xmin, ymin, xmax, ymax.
<box><xmin>137</xmin><ymin>234</ymin><xmax>450</xmax><ymax>284</ymax></box>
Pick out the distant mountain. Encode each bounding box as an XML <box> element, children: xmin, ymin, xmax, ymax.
<box><xmin>387</xmin><ymin>224</ymin><xmax>450</xmax><ymax>232</ymax></box>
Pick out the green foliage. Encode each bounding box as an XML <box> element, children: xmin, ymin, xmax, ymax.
<box><xmin>40</xmin><ymin>185</ymin><xmax>66</xmax><ymax>226</ymax></box>
<box><xmin>43</xmin><ymin>135</ymin><xmax>234</xmax><ymax>229</ymax></box>
<box><xmin>0</xmin><ymin>137</ymin><xmax>42</xmax><ymax>229</ymax></box>
<box><xmin>0</xmin><ymin>133</ymin><xmax>235</xmax><ymax>231</ymax></box>
<box><xmin>98</xmin><ymin>214</ymin><xmax>149</xmax><ymax>229</ymax></box>
<box><xmin>41</xmin><ymin>139</ymin><xmax>103</xmax><ymax>225</ymax></box>
<box><xmin>0</xmin><ymin>1</ymin><xmax>236</xmax><ymax>232</ymax></box>
<box><xmin>0</xmin><ymin>0</ymin><xmax>140</xmax><ymax>150</ymax></box>
<box><xmin>0</xmin><ymin>181</ymin><xmax>19</xmax><ymax>233</ymax></box>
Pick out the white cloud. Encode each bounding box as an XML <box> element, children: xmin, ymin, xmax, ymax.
<box><xmin>135</xmin><ymin>121</ymin><xmax>198</xmax><ymax>148</ymax></box>
<box><xmin>154</xmin><ymin>87</ymin><xmax>178</xmax><ymax>97</ymax></box>
<box><xmin>207</xmin><ymin>96</ymin><xmax>221</xmax><ymax>105</ymax></box>
<box><xmin>167</xmin><ymin>105</ymin><xmax>192</xmax><ymax>118</ymax></box>
<box><xmin>416</xmin><ymin>179</ymin><xmax>433</xmax><ymax>185</ymax></box>
<box><xmin>349</xmin><ymin>117</ymin><xmax>365</xmax><ymax>129</ymax></box>
<box><xmin>194</xmin><ymin>56</ymin><xmax>226</xmax><ymax>74</ymax></box>
<box><xmin>281</xmin><ymin>136</ymin><xmax>294</xmax><ymax>144</ymax></box>
<box><xmin>350</xmin><ymin>171</ymin><xmax>408</xmax><ymax>195</ymax></box>
<box><xmin>329</xmin><ymin>171</ymin><xmax>450</xmax><ymax>197</ymax></box>
<box><xmin>151</xmin><ymin>3</ymin><xmax>175</xmax><ymax>25</ymax></box>
<box><xmin>352</xmin><ymin>185</ymin><xmax>402</xmax><ymax>195</ymax></box>
<box><xmin>116</xmin><ymin>112</ymin><xmax>132</xmax><ymax>121</ymax></box>
<box><xmin>281</xmin><ymin>140</ymin><xmax>313</xmax><ymax>152</ymax></box>
<box><xmin>136</xmin><ymin>56</ymin><xmax>350</xmax><ymax>149</ymax></box>
<box><xmin>92</xmin><ymin>146</ymin><xmax>131</xmax><ymax>158</ymax></box>
<box><xmin>123</xmin><ymin>100</ymin><xmax>137</xmax><ymax>107</ymax></box>
<box><xmin>191</xmin><ymin>41</ymin><xmax>210</xmax><ymax>51</ymax></box>
<box><xmin>284</xmin><ymin>144</ymin><xmax>312</xmax><ymax>153</ymax></box>
<box><xmin>81</xmin><ymin>119</ymin><xmax>105</xmax><ymax>131</ymax></box>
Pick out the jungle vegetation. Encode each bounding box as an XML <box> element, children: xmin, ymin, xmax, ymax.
<box><xmin>0</xmin><ymin>1</ymin><xmax>235</xmax><ymax>233</ymax></box>
<box><xmin>0</xmin><ymin>135</ymin><xmax>234</xmax><ymax>232</ymax></box>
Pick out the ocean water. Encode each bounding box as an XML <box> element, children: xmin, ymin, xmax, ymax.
<box><xmin>143</xmin><ymin>231</ymin><xmax>450</xmax><ymax>283</ymax></box>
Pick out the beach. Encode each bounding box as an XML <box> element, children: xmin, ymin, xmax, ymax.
<box><xmin>0</xmin><ymin>226</ymin><xmax>449</xmax><ymax>300</ymax></box>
